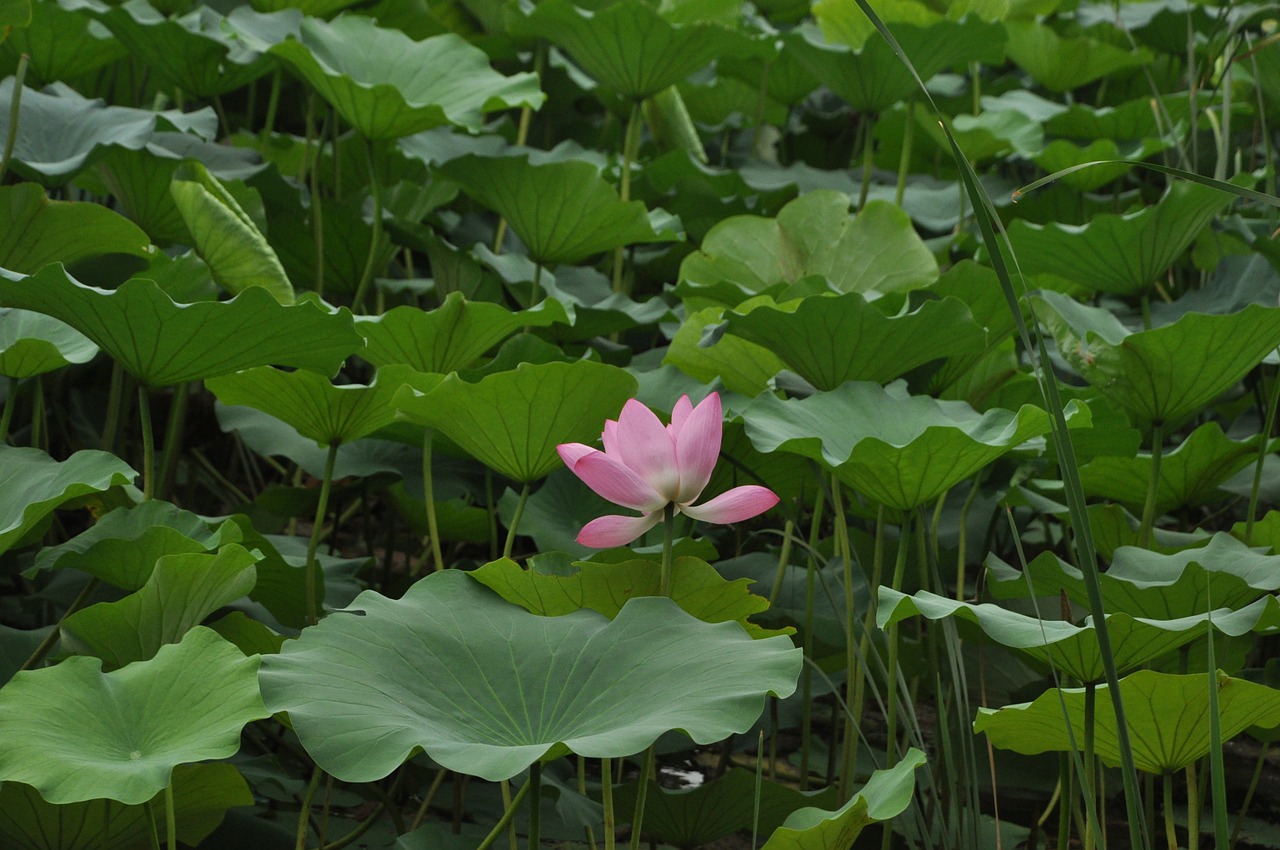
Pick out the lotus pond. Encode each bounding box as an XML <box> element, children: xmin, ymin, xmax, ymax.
<box><xmin>3</xmin><ymin>0</ymin><xmax>1280</xmax><ymax>848</ymax></box>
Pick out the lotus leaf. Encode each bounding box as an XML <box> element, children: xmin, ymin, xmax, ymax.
<box><xmin>722</xmin><ymin>292</ymin><xmax>985</xmax><ymax>391</ymax></box>
<box><xmin>760</xmin><ymin>748</ymin><xmax>927</xmax><ymax>849</ymax></box>
<box><xmin>0</xmin><ymin>445</ymin><xmax>135</xmax><ymax>557</ymax></box>
<box><xmin>0</xmin><ymin>308</ymin><xmax>97</xmax><ymax>378</ymax></box>
<box><xmin>207</xmin><ymin>367</ymin><xmax>401</xmax><ymax>448</ymax></box>
<box><xmin>743</xmin><ymin>382</ymin><xmax>1062</xmax><ymax>510</ymax></box>
<box><xmin>679</xmin><ymin>192</ymin><xmax>937</xmax><ymax>306</ymax></box>
<box><xmin>1036</xmin><ymin>290</ymin><xmax>1280</xmax><ymax>427</ymax></box>
<box><xmin>0</xmin><ymin>626</ymin><xmax>268</xmax><ymax>804</ymax></box>
<box><xmin>470</xmin><ymin>555</ymin><xmax>785</xmax><ymax>638</ymax></box>
<box><xmin>270</xmin><ymin>16</ymin><xmax>544</xmax><ymax>139</ymax></box>
<box><xmin>61</xmin><ymin>544</ymin><xmax>259</xmax><ymax>668</ymax></box>
<box><xmin>1004</xmin><ymin>21</ymin><xmax>1147</xmax><ymax>92</ymax></box>
<box><xmin>974</xmin><ymin>670</ymin><xmax>1280</xmax><ymax>773</ymax></box>
<box><xmin>510</xmin><ymin>0</ymin><xmax>757</xmax><ymax>99</ymax></box>
<box><xmin>355</xmin><ymin>292</ymin><xmax>568</xmax><ymax>373</ymax></box>
<box><xmin>0</xmin><ymin>183</ymin><xmax>152</xmax><ymax>273</ymax></box>
<box><xmin>3</xmin><ymin>0</ymin><xmax>125</xmax><ymax>85</ymax></box>
<box><xmin>986</xmin><ymin>533</ymin><xmax>1280</xmax><ymax>619</ymax></box>
<box><xmin>0</xmin><ymin>763</ymin><xmax>253</xmax><ymax>850</ymax></box>
<box><xmin>1009</xmin><ymin>182</ymin><xmax>1233</xmax><ymax>296</ymax></box>
<box><xmin>395</xmin><ymin>360</ymin><xmax>638</xmax><ymax>483</ymax></box>
<box><xmin>664</xmin><ymin>302</ymin><xmax>786</xmax><ymax>396</ymax></box>
<box><xmin>437</xmin><ymin>154</ymin><xmax>683</xmax><ymax>266</ymax></box>
<box><xmin>258</xmin><ymin>569</ymin><xmax>802</xmax><ymax>782</ymax></box>
<box><xmin>0</xmin><ymin>265</ymin><xmax>361</xmax><ymax>386</ymax></box>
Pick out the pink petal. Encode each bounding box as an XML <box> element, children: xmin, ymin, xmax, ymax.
<box><xmin>576</xmin><ymin>512</ymin><xmax>662</xmax><ymax>548</ymax></box>
<box><xmin>680</xmin><ymin>485</ymin><xmax>779</xmax><ymax>525</ymax></box>
<box><xmin>557</xmin><ymin>443</ymin><xmax>596</xmax><ymax>471</ymax></box>
<box><xmin>602</xmin><ymin>419</ymin><xmax>620</xmax><ymax>456</ymax></box>
<box><xmin>614</xmin><ymin>398</ymin><xmax>680</xmax><ymax>501</ymax></box>
<box><xmin>674</xmin><ymin>393</ymin><xmax>722</xmax><ymax>503</ymax></box>
<box><xmin>669</xmin><ymin>395</ymin><xmax>694</xmax><ymax>435</ymax></box>
<box><xmin>572</xmin><ymin>452</ymin><xmax>667</xmax><ymax>513</ymax></box>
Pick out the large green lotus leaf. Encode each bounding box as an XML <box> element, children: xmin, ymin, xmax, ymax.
<box><xmin>61</xmin><ymin>545</ymin><xmax>259</xmax><ymax>668</ymax></box>
<box><xmin>877</xmin><ymin>587</ymin><xmax>1280</xmax><ymax>682</ymax></box>
<box><xmin>3</xmin><ymin>0</ymin><xmax>125</xmax><ymax>85</ymax></box>
<box><xmin>0</xmin><ymin>183</ymin><xmax>153</xmax><ymax>273</ymax></box>
<box><xmin>355</xmin><ymin>293</ymin><xmax>568</xmax><ymax>372</ymax></box>
<box><xmin>0</xmin><ymin>446</ymin><xmax>135</xmax><ymax>557</ymax></box>
<box><xmin>0</xmin><ymin>0</ymin><xmax>29</xmax><ymax>28</ymax></box>
<box><xmin>510</xmin><ymin>0</ymin><xmax>756</xmax><ymax>99</ymax></box>
<box><xmin>95</xmin><ymin>0</ymin><xmax>272</xmax><ymax>97</ymax></box>
<box><xmin>974</xmin><ymin>670</ymin><xmax>1280</xmax><ymax>774</ymax></box>
<box><xmin>0</xmin><ymin>79</ymin><xmax>201</xmax><ymax>186</ymax></box>
<box><xmin>986</xmin><ymin>534</ymin><xmax>1280</xmax><ymax>620</ymax></box>
<box><xmin>611</xmin><ymin>770</ymin><xmax>839</xmax><ymax>847</ymax></box>
<box><xmin>722</xmin><ymin>292</ymin><xmax>985</xmax><ymax>391</ymax></box>
<box><xmin>663</xmin><ymin>302</ymin><xmax>785</xmax><ymax>396</ymax></box>
<box><xmin>927</xmin><ymin>260</ymin><xmax>1019</xmax><ymax>393</ymax></box>
<box><xmin>0</xmin><ymin>265</ymin><xmax>360</xmax><ymax>386</ymax></box>
<box><xmin>760</xmin><ymin>748</ymin><xmax>926</xmax><ymax>850</ymax></box>
<box><xmin>170</xmin><ymin>162</ymin><xmax>293</xmax><ymax>303</ymax></box>
<box><xmin>1008</xmin><ymin>182</ymin><xmax>1233</xmax><ymax>296</ymax></box>
<box><xmin>470</xmin><ymin>556</ymin><xmax>784</xmax><ymax>638</ymax></box>
<box><xmin>0</xmin><ymin>626</ymin><xmax>268</xmax><ymax>804</ymax></box>
<box><xmin>248</xmin><ymin>0</ymin><xmax>361</xmax><ymax>17</ymax></box>
<box><xmin>31</xmin><ymin>499</ymin><xmax>232</xmax><ymax>589</ymax></box>
<box><xmin>1079</xmin><ymin>422</ymin><xmax>1265</xmax><ymax>515</ymax></box>
<box><xmin>1032</xmin><ymin>137</ymin><xmax>1168</xmax><ymax>192</ymax></box>
<box><xmin>206</xmin><ymin>367</ymin><xmax>400</xmax><ymax>448</ymax></box>
<box><xmin>0</xmin><ymin>762</ymin><xmax>253</xmax><ymax>850</ymax></box>
<box><xmin>394</xmin><ymin>360</ymin><xmax>638</xmax><ymax>483</ymax></box>
<box><xmin>258</xmin><ymin>569</ymin><xmax>802</xmax><ymax>782</ymax></box>
<box><xmin>270</xmin><ymin>16</ymin><xmax>544</xmax><ymax>140</ymax></box>
<box><xmin>1004</xmin><ymin>20</ymin><xmax>1147</xmax><ymax>92</ymax></box>
<box><xmin>1036</xmin><ymin>291</ymin><xmax>1280</xmax><ymax>427</ymax></box>
<box><xmin>742</xmin><ymin>382</ymin><xmax>1060</xmax><ymax>510</ymax></box>
<box><xmin>786</xmin><ymin>20</ymin><xmax>1004</xmax><ymax>113</ymax></box>
<box><xmin>437</xmin><ymin>154</ymin><xmax>682</xmax><ymax>266</ymax></box>
<box><xmin>678</xmin><ymin>193</ymin><xmax>937</xmax><ymax>307</ymax></box>
<box><xmin>0</xmin><ymin>308</ymin><xmax>97</xmax><ymax>378</ymax></box>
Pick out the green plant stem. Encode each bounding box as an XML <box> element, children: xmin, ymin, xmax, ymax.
<box><xmin>314</xmin><ymin>803</ymin><xmax>386</xmax><ymax>850</ymax></box>
<box><xmin>602</xmin><ymin>758</ymin><xmax>616</xmax><ymax>850</ymax></box>
<box><xmin>528</xmin><ymin>762</ymin><xmax>542</xmax><ymax>849</ymax></box>
<box><xmin>768</xmin><ymin>519</ymin><xmax>795</xmax><ymax>604</ymax></box>
<box><xmin>303</xmin><ymin>94</ymin><xmax>326</xmax><ymax>298</ymax></box>
<box><xmin>502</xmin><ymin>483</ymin><xmax>531</xmax><ymax>560</ymax></box>
<box><xmin>1138</xmin><ymin>419</ymin><xmax>1165</xmax><ymax>549</ymax></box>
<box><xmin>31</xmin><ymin>375</ymin><xmax>44</xmax><ymax>452</ymax></box>
<box><xmin>0</xmin><ymin>376</ymin><xmax>16</xmax><ymax>444</ymax></box>
<box><xmin>955</xmin><ymin>476</ymin><xmax>982</xmax><ymax>599</ymax></box>
<box><xmin>578</xmin><ymin>756</ymin><xmax>599</xmax><ymax>850</ymax></box>
<box><xmin>410</xmin><ymin>768</ymin><xmax>448</xmax><ymax>832</ymax></box>
<box><xmin>629</xmin><ymin>748</ymin><xmax>655</xmax><ymax>850</ymax></box>
<box><xmin>830</xmin><ymin>474</ymin><xmax>858</xmax><ymax>800</ymax></box>
<box><xmin>659</xmin><ymin>502</ymin><xmax>675</xmax><ymax>596</ymax></box>
<box><xmin>895</xmin><ymin>98</ymin><xmax>915</xmax><ymax>207</ymax></box>
<box><xmin>1186</xmin><ymin>761</ymin><xmax>1200</xmax><ymax>850</ymax></box>
<box><xmin>164</xmin><ymin>782</ymin><xmax>177</xmax><ymax>850</ymax></box>
<box><xmin>848</xmin><ymin>502</ymin><xmax>879</xmax><ymax>750</ymax></box>
<box><xmin>305</xmin><ymin>443</ymin><xmax>340</xmax><ymax>626</ymax></box>
<box><xmin>473</xmin><ymin>771</ymin><xmax>533</xmax><ymax>850</ymax></box>
<box><xmin>157</xmin><ymin>382</ymin><xmax>190</xmax><ymax>502</ymax></box>
<box><xmin>752</xmin><ymin>729</ymin><xmax>765</xmax><ymax>849</ymax></box>
<box><xmin>351</xmin><ymin>138</ymin><xmax>385</xmax><ymax>313</ymax></box>
<box><xmin>857</xmin><ymin>115</ymin><xmax>877</xmax><ymax>209</ymax></box>
<box><xmin>137</xmin><ymin>386</ymin><xmax>155</xmax><ymax>501</ymax></box>
<box><xmin>261</xmin><ymin>68</ymin><xmax>282</xmax><ymax>141</ymax></box>
<box><xmin>101</xmin><ymin>362</ymin><xmax>125</xmax><ymax>452</ymax></box>
<box><xmin>499</xmin><ymin>779</ymin><xmax>517</xmax><ymax>850</ymax></box>
<box><xmin>612</xmin><ymin>99</ymin><xmax>643</xmax><ymax>294</ymax></box>
<box><xmin>1083</xmin><ymin>682</ymin><xmax>1097</xmax><ymax>850</ymax></box>
<box><xmin>1164</xmin><ymin>772</ymin><xmax>1178</xmax><ymax>850</ymax></box>
<box><xmin>20</xmin><ymin>576</ymin><xmax>99</xmax><ymax>670</ymax></box>
<box><xmin>297</xmin><ymin>766</ymin><xmax>323</xmax><ymax>850</ymax></box>
<box><xmin>486</xmin><ymin>469</ymin><xmax>499</xmax><ymax>559</ymax></box>
<box><xmin>882</xmin><ymin>511</ymin><xmax>912</xmax><ymax>776</ymax></box>
<box><xmin>0</xmin><ymin>53</ymin><xmax>27</xmax><ymax>183</ymax></box>
<box><xmin>1245</xmin><ymin>361</ymin><xmax>1280</xmax><ymax>544</ymax></box>
<box><xmin>420</xmin><ymin>430</ymin><xmax>445</xmax><ymax>573</ymax></box>
<box><xmin>799</xmin><ymin>489</ymin><xmax>826</xmax><ymax>791</ymax></box>
<box><xmin>493</xmin><ymin>42</ymin><xmax>544</xmax><ymax>253</ymax></box>
<box><xmin>147</xmin><ymin>800</ymin><xmax>161</xmax><ymax>850</ymax></box>
<box><xmin>1230</xmin><ymin>742</ymin><xmax>1269</xmax><ymax>850</ymax></box>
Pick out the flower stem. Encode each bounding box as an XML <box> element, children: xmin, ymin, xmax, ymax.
<box><xmin>0</xmin><ymin>376</ymin><xmax>16</xmax><ymax>444</ymax></box>
<box><xmin>629</xmin><ymin>748</ymin><xmax>655</xmax><ymax>850</ymax></box>
<box><xmin>601</xmin><ymin>758</ymin><xmax>616</xmax><ymax>850</ymax></box>
<box><xmin>138</xmin><ymin>386</ymin><xmax>155</xmax><ymax>501</ymax></box>
<box><xmin>306</xmin><ymin>442</ymin><xmax>340</xmax><ymax>626</ymax></box>
<box><xmin>0</xmin><ymin>53</ymin><xmax>28</xmax><ymax>184</ymax></box>
<box><xmin>474</xmin><ymin>774</ymin><xmax>535</xmax><ymax>850</ymax></box>
<box><xmin>164</xmin><ymin>781</ymin><xmax>177</xmax><ymax>850</ymax></box>
<box><xmin>659</xmin><ymin>503</ymin><xmax>676</xmax><ymax>597</ymax></box>
<box><xmin>1138</xmin><ymin>419</ymin><xmax>1165</xmax><ymax>549</ymax></box>
<box><xmin>420</xmin><ymin>429</ymin><xmax>444</xmax><ymax>574</ymax></box>
<box><xmin>351</xmin><ymin>137</ymin><xmax>385</xmax><ymax>313</ymax></box>
<box><xmin>503</xmin><ymin>482</ymin><xmax>531</xmax><ymax>560</ymax></box>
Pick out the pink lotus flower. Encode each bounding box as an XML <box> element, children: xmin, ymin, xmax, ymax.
<box><xmin>557</xmin><ymin>393</ymin><xmax>779</xmax><ymax>548</ymax></box>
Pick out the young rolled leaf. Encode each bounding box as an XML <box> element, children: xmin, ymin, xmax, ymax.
<box><xmin>0</xmin><ymin>445</ymin><xmax>135</xmax><ymax>557</ymax></box>
<box><xmin>0</xmin><ymin>626</ymin><xmax>268</xmax><ymax>804</ymax></box>
<box><xmin>258</xmin><ymin>570</ymin><xmax>803</xmax><ymax>783</ymax></box>
<box><xmin>269</xmin><ymin>16</ymin><xmax>544</xmax><ymax>140</ymax></box>
<box><xmin>170</xmin><ymin>161</ymin><xmax>294</xmax><ymax>303</ymax></box>
<box><xmin>395</xmin><ymin>360</ymin><xmax>638</xmax><ymax>483</ymax></box>
<box><xmin>0</xmin><ymin>265</ymin><xmax>361</xmax><ymax>386</ymax></box>
<box><xmin>974</xmin><ymin>670</ymin><xmax>1280</xmax><ymax>774</ymax></box>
